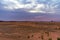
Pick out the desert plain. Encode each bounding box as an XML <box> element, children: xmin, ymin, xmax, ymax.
<box><xmin>0</xmin><ymin>21</ymin><xmax>60</xmax><ymax>40</ymax></box>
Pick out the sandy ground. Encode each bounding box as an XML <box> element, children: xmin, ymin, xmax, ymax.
<box><xmin>0</xmin><ymin>22</ymin><xmax>59</xmax><ymax>40</ymax></box>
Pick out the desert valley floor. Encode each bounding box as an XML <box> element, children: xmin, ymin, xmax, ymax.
<box><xmin>0</xmin><ymin>21</ymin><xmax>60</xmax><ymax>40</ymax></box>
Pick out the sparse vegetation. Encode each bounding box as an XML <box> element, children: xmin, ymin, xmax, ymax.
<box><xmin>45</xmin><ymin>32</ymin><xmax>49</xmax><ymax>36</ymax></box>
<box><xmin>31</xmin><ymin>35</ymin><xmax>33</xmax><ymax>37</ymax></box>
<box><xmin>41</xmin><ymin>35</ymin><xmax>43</xmax><ymax>40</ymax></box>
<box><xmin>0</xmin><ymin>21</ymin><xmax>59</xmax><ymax>40</ymax></box>
<box><xmin>49</xmin><ymin>38</ymin><xmax>52</xmax><ymax>40</ymax></box>
<box><xmin>27</xmin><ymin>36</ymin><xmax>30</xmax><ymax>39</ymax></box>
<box><xmin>57</xmin><ymin>38</ymin><xmax>60</xmax><ymax>40</ymax></box>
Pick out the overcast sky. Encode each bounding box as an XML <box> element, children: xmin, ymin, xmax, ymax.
<box><xmin>0</xmin><ymin>0</ymin><xmax>60</xmax><ymax>21</ymax></box>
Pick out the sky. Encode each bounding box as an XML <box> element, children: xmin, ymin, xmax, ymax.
<box><xmin>0</xmin><ymin>0</ymin><xmax>60</xmax><ymax>21</ymax></box>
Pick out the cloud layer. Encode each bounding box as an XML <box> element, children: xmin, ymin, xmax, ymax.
<box><xmin>0</xmin><ymin>0</ymin><xmax>60</xmax><ymax>13</ymax></box>
<box><xmin>0</xmin><ymin>0</ymin><xmax>60</xmax><ymax>21</ymax></box>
